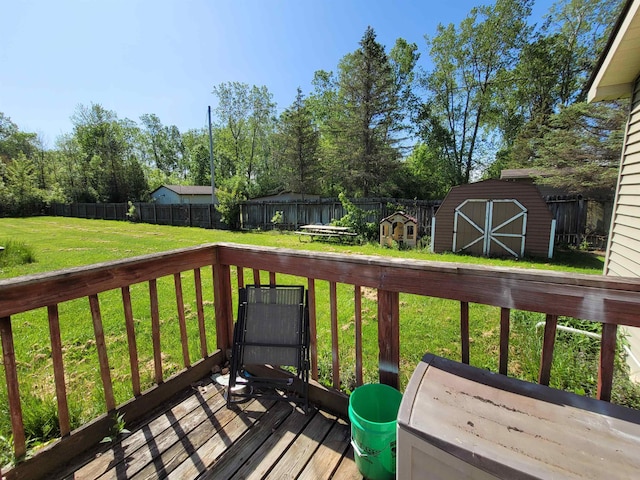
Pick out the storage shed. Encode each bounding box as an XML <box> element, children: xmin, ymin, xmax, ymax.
<box><xmin>380</xmin><ymin>211</ymin><xmax>418</xmax><ymax>248</ymax></box>
<box><xmin>432</xmin><ymin>179</ymin><xmax>555</xmax><ymax>258</ymax></box>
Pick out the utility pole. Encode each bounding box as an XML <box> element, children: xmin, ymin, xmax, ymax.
<box><xmin>208</xmin><ymin>106</ymin><xmax>215</xmax><ymax>203</ymax></box>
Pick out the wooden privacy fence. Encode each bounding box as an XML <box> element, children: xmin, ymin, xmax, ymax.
<box><xmin>50</xmin><ymin>202</ymin><xmax>227</xmax><ymax>230</ymax></box>
<box><xmin>239</xmin><ymin>198</ymin><xmax>440</xmax><ymax>236</ymax></box>
<box><xmin>2</xmin><ymin>243</ymin><xmax>640</xmax><ymax>477</ymax></box>
<box><xmin>546</xmin><ymin>195</ymin><xmax>613</xmax><ymax>249</ymax></box>
<box><xmin>50</xmin><ymin>195</ymin><xmax>612</xmax><ymax>247</ymax></box>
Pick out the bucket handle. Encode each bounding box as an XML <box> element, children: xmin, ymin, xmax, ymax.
<box><xmin>351</xmin><ymin>439</ymin><xmax>368</xmax><ymax>458</ymax></box>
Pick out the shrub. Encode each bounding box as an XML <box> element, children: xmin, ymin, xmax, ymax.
<box><xmin>332</xmin><ymin>192</ymin><xmax>377</xmax><ymax>241</ymax></box>
<box><xmin>215</xmin><ymin>177</ymin><xmax>246</xmax><ymax>230</ymax></box>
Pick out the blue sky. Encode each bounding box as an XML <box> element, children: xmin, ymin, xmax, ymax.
<box><xmin>1</xmin><ymin>0</ymin><xmax>556</xmax><ymax>147</ymax></box>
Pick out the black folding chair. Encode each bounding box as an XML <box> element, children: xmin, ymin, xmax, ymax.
<box><xmin>227</xmin><ymin>285</ymin><xmax>310</xmax><ymax>412</ymax></box>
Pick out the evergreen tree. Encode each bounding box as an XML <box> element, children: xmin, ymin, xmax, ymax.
<box><xmin>276</xmin><ymin>87</ymin><xmax>320</xmax><ymax>196</ymax></box>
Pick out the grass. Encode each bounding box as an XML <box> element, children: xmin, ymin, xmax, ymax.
<box><xmin>0</xmin><ymin>239</ymin><xmax>36</xmax><ymax>269</ymax></box>
<box><xmin>1</xmin><ymin>216</ymin><xmax>638</xmax><ymax>466</ymax></box>
<box><xmin>0</xmin><ymin>217</ymin><xmax>605</xmax><ymax>278</ymax></box>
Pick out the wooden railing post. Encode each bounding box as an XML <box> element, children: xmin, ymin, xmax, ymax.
<box><xmin>0</xmin><ymin>316</ymin><xmax>26</xmax><ymax>459</ymax></box>
<box><xmin>538</xmin><ymin>314</ymin><xmax>558</xmax><ymax>386</ymax></box>
<box><xmin>460</xmin><ymin>301</ymin><xmax>470</xmax><ymax>364</ymax></box>
<box><xmin>48</xmin><ymin>305</ymin><xmax>72</xmax><ymax>434</ymax></box>
<box><xmin>213</xmin><ymin>251</ymin><xmax>233</xmax><ymax>356</ymax></box>
<box><xmin>194</xmin><ymin>268</ymin><xmax>208</xmax><ymax>358</ymax></box>
<box><xmin>355</xmin><ymin>285</ymin><xmax>363</xmax><ymax>386</ymax></box>
<box><xmin>598</xmin><ymin>323</ymin><xmax>617</xmax><ymax>402</ymax></box>
<box><xmin>89</xmin><ymin>294</ymin><xmax>116</xmax><ymax>411</ymax></box>
<box><xmin>121</xmin><ymin>287</ymin><xmax>141</xmax><ymax>396</ymax></box>
<box><xmin>378</xmin><ymin>289</ymin><xmax>400</xmax><ymax>389</ymax></box>
<box><xmin>174</xmin><ymin>273</ymin><xmax>191</xmax><ymax>368</ymax></box>
<box><xmin>329</xmin><ymin>281</ymin><xmax>340</xmax><ymax>389</ymax></box>
<box><xmin>499</xmin><ymin>308</ymin><xmax>510</xmax><ymax>376</ymax></box>
<box><xmin>149</xmin><ymin>279</ymin><xmax>163</xmax><ymax>384</ymax></box>
<box><xmin>307</xmin><ymin>278</ymin><xmax>318</xmax><ymax>381</ymax></box>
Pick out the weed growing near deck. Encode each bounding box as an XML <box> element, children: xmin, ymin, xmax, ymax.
<box><xmin>0</xmin><ymin>239</ymin><xmax>36</xmax><ymax>270</ymax></box>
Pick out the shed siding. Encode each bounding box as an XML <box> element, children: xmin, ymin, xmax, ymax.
<box><xmin>606</xmin><ymin>75</ymin><xmax>640</xmax><ymax>277</ymax></box>
<box><xmin>433</xmin><ymin>180</ymin><xmax>553</xmax><ymax>258</ymax></box>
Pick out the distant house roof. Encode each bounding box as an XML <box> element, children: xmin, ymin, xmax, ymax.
<box><xmin>156</xmin><ymin>185</ymin><xmax>214</xmax><ymax>195</ymax></box>
<box><xmin>380</xmin><ymin>211</ymin><xmax>418</xmax><ymax>224</ymax></box>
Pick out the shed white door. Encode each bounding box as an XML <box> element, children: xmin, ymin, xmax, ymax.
<box><xmin>453</xmin><ymin>199</ymin><xmax>527</xmax><ymax>257</ymax></box>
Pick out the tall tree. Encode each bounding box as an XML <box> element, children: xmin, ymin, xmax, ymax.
<box><xmin>211</xmin><ymin>82</ymin><xmax>276</xmax><ymax>196</ymax></box>
<box><xmin>0</xmin><ymin>112</ymin><xmax>38</xmax><ymax>163</ymax></box>
<box><xmin>139</xmin><ymin>114</ymin><xmax>185</xmax><ymax>177</ymax></box>
<box><xmin>55</xmin><ymin>133</ymin><xmax>92</xmax><ymax>202</ymax></box>
<box><xmin>71</xmin><ymin>103</ymin><xmax>147</xmax><ymax>202</ymax></box>
<box><xmin>491</xmin><ymin>0</ymin><xmax>625</xmax><ymax>180</ymax></box>
<box><xmin>307</xmin><ymin>70</ymin><xmax>343</xmax><ymax>195</ymax></box>
<box><xmin>3</xmin><ymin>153</ymin><xmax>43</xmax><ymax>215</ymax></box>
<box><xmin>276</xmin><ymin>87</ymin><xmax>320</xmax><ymax>195</ymax></box>
<box><xmin>182</xmin><ymin>128</ymin><xmax>211</xmax><ymax>186</ymax></box>
<box><xmin>313</xmin><ymin>27</ymin><xmax>417</xmax><ymax>197</ymax></box>
<box><xmin>420</xmin><ymin>0</ymin><xmax>534</xmax><ymax>184</ymax></box>
<box><xmin>544</xmin><ymin>0</ymin><xmax>623</xmax><ymax>106</ymax></box>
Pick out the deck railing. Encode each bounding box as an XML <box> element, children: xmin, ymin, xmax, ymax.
<box><xmin>2</xmin><ymin>242</ymin><xmax>640</xmax><ymax>478</ymax></box>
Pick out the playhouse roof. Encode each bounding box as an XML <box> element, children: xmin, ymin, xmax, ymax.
<box><xmin>380</xmin><ymin>211</ymin><xmax>418</xmax><ymax>224</ymax></box>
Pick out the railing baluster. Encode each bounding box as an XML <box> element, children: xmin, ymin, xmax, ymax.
<box><xmin>460</xmin><ymin>301</ymin><xmax>470</xmax><ymax>364</ymax></box>
<box><xmin>330</xmin><ymin>281</ymin><xmax>340</xmax><ymax>389</ymax></box>
<box><xmin>174</xmin><ymin>273</ymin><xmax>191</xmax><ymax>368</ymax></box>
<box><xmin>355</xmin><ymin>285</ymin><xmax>363</xmax><ymax>386</ymax></box>
<box><xmin>89</xmin><ymin>294</ymin><xmax>115</xmax><ymax>411</ymax></box>
<box><xmin>499</xmin><ymin>308</ymin><xmax>510</xmax><ymax>376</ymax></box>
<box><xmin>194</xmin><ymin>268</ymin><xmax>208</xmax><ymax>358</ymax></box>
<box><xmin>121</xmin><ymin>287</ymin><xmax>141</xmax><ymax>396</ymax></box>
<box><xmin>307</xmin><ymin>278</ymin><xmax>318</xmax><ymax>381</ymax></box>
<box><xmin>598</xmin><ymin>323</ymin><xmax>617</xmax><ymax>402</ymax></box>
<box><xmin>269</xmin><ymin>271</ymin><xmax>276</xmax><ymax>285</ymax></box>
<box><xmin>252</xmin><ymin>269</ymin><xmax>260</xmax><ymax>285</ymax></box>
<box><xmin>48</xmin><ymin>305</ymin><xmax>71</xmax><ymax>435</ymax></box>
<box><xmin>0</xmin><ymin>316</ymin><xmax>26</xmax><ymax>459</ymax></box>
<box><xmin>236</xmin><ymin>266</ymin><xmax>244</xmax><ymax>289</ymax></box>
<box><xmin>214</xmin><ymin>262</ymin><xmax>233</xmax><ymax>354</ymax></box>
<box><xmin>538</xmin><ymin>314</ymin><xmax>558</xmax><ymax>386</ymax></box>
<box><xmin>378</xmin><ymin>289</ymin><xmax>400</xmax><ymax>389</ymax></box>
<box><xmin>149</xmin><ymin>279</ymin><xmax>163</xmax><ymax>384</ymax></box>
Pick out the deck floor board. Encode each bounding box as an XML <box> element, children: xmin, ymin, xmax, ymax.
<box><xmin>56</xmin><ymin>377</ymin><xmax>359</xmax><ymax>480</ymax></box>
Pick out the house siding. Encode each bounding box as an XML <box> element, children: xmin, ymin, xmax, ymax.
<box><xmin>433</xmin><ymin>180</ymin><xmax>554</xmax><ymax>258</ymax></box>
<box><xmin>605</xmin><ymin>75</ymin><xmax>640</xmax><ymax>277</ymax></box>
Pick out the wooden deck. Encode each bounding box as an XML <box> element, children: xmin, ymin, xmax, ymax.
<box><xmin>52</xmin><ymin>376</ymin><xmax>360</xmax><ymax>480</ymax></box>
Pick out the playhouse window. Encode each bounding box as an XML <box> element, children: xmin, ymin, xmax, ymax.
<box><xmin>407</xmin><ymin>225</ymin><xmax>414</xmax><ymax>238</ymax></box>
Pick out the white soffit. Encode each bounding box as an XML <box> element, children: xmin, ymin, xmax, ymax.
<box><xmin>589</xmin><ymin>0</ymin><xmax>640</xmax><ymax>102</ymax></box>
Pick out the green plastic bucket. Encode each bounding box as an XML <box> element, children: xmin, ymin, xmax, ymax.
<box><xmin>348</xmin><ymin>383</ymin><xmax>403</xmax><ymax>480</ymax></box>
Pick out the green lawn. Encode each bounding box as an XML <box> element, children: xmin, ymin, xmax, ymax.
<box><xmin>0</xmin><ymin>216</ymin><xmax>605</xmax><ymax>278</ymax></box>
<box><xmin>2</xmin><ymin>216</ymin><xmax>635</xmax><ymax>465</ymax></box>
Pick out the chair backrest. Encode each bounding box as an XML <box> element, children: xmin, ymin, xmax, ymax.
<box><xmin>239</xmin><ymin>285</ymin><xmax>307</xmax><ymax>367</ymax></box>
